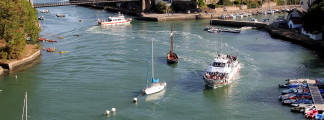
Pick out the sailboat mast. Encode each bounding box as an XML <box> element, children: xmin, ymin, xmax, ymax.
<box><xmin>26</xmin><ymin>91</ymin><xmax>27</xmax><ymax>120</ymax></box>
<box><xmin>152</xmin><ymin>40</ymin><xmax>154</xmax><ymax>79</ymax></box>
<box><xmin>22</xmin><ymin>93</ymin><xmax>25</xmax><ymax>120</ymax></box>
<box><xmin>170</xmin><ymin>21</ymin><xmax>174</xmax><ymax>55</ymax></box>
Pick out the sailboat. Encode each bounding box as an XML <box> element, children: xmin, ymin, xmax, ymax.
<box><xmin>144</xmin><ymin>40</ymin><xmax>167</xmax><ymax>95</ymax></box>
<box><xmin>167</xmin><ymin>21</ymin><xmax>178</xmax><ymax>64</ymax></box>
<box><xmin>22</xmin><ymin>91</ymin><xmax>28</xmax><ymax>120</ymax></box>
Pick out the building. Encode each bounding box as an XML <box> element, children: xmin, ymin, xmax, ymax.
<box><xmin>287</xmin><ymin>8</ymin><xmax>303</xmax><ymax>29</ymax></box>
<box><xmin>288</xmin><ymin>18</ymin><xmax>302</xmax><ymax>29</ymax></box>
<box><xmin>301</xmin><ymin>28</ymin><xmax>323</xmax><ymax>40</ymax></box>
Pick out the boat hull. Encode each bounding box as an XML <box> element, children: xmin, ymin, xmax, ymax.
<box><xmin>203</xmin><ymin>64</ymin><xmax>240</xmax><ymax>89</ymax></box>
<box><xmin>144</xmin><ymin>82</ymin><xmax>167</xmax><ymax>95</ymax></box>
<box><xmin>98</xmin><ymin>20</ymin><xmax>131</xmax><ymax>25</ymax></box>
<box><xmin>167</xmin><ymin>53</ymin><xmax>178</xmax><ymax>64</ymax></box>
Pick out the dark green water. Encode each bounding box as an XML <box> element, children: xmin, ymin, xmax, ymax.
<box><xmin>0</xmin><ymin>6</ymin><xmax>323</xmax><ymax>120</ymax></box>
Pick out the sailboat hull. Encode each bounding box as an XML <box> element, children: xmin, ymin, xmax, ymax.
<box><xmin>144</xmin><ymin>82</ymin><xmax>167</xmax><ymax>95</ymax></box>
<box><xmin>167</xmin><ymin>53</ymin><xmax>178</xmax><ymax>64</ymax></box>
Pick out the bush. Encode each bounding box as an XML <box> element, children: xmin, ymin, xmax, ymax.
<box><xmin>154</xmin><ymin>1</ymin><xmax>167</xmax><ymax>13</ymax></box>
<box><xmin>233</xmin><ymin>0</ymin><xmax>241</xmax><ymax>4</ymax></box>
<box><xmin>198</xmin><ymin>0</ymin><xmax>205</xmax><ymax>7</ymax></box>
<box><xmin>0</xmin><ymin>51</ymin><xmax>7</xmax><ymax>60</ymax></box>
<box><xmin>217</xmin><ymin>0</ymin><xmax>233</xmax><ymax>6</ymax></box>
<box><xmin>207</xmin><ymin>4</ymin><xmax>216</xmax><ymax>9</ymax></box>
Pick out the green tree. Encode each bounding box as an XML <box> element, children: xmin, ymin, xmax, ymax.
<box><xmin>155</xmin><ymin>1</ymin><xmax>167</xmax><ymax>13</ymax></box>
<box><xmin>0</xmin><ymin>0</ymin><xmax>40</xmax><ymax>60</ymax></box>
<box><xmin>198</xmin><ymin>0</ymin><xmax>205</xmax><ymax>7</ymax></box>
<box><xmin>302</xmin><ymin>0</ymin><xmax>324</xmax><ymax>33</ymax></box>
<box><xmin>217</xmin><ymin>0</ymin><xmax>232</xmax><ymax>5</ymax></box>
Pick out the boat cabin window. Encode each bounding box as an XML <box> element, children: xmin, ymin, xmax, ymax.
<box><xmin>212</xmin><ymin>62</ymin><xmax>225</xmax><ymax>67</ymax></box>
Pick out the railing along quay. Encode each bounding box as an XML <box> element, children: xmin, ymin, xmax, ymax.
<box><xmin>307</xmin><ymin>79</ymin><xmax>324</xmax><ymax>111</ymax></box>
<box><xmin>33</xmin><ymin>0</ymin><xmax>138</xmax><ymax>8</ymax></box>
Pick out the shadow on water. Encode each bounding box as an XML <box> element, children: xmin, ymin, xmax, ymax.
<box><xmin>261</xmin><ymin>66</ymin><xmax>308</xmax><ymax>79</ymax></box>
<box><xmin>167</xmin><ymin>63</ymin><xmax>178</xmax><ymax>68</ymax></box>
<box><xmin>156</xmin><ymin>56</ymin><xmax>168</xmax><ymax>66</ymax></box>
<box><xmin>243</xmin><ymin>85</ymin><xmax>281</xmax><ymax>105</ymax></box>
<box><xmin>261</xmin><ymin>53</ymin><xmax>324</xmax><ymax>79</ymax></box>
<box><xmin>175</xmin><ymin>70</ymin><xmax>206</xmax><ymax>93</ymax></box>
<box><xmin>300</xmin><ymin>54</ymin><xmax>324</xmax><ymax>77</ymax></box>
<box><xmin>7</xmin><ymin>56</ymin><xmax>42</xmax><ymax>74</ymax></box>
<box><xmin>202</xmin><ymin>84</ymin><xmax>233</xmax><ymax>101</ymax></box>
<box><xmin>242</xmin><ymin>43</ymin><xmax>299</xmax><ymax>52</ymax></box>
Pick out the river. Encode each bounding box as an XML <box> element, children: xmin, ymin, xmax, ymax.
<box><xmin>0</xmin><ymin>5</ymin><xmax>323</xmax><ymax>120</ymax></box>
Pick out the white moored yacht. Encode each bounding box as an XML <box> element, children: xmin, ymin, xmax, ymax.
<box><xmin>203</xmin><ymin>54</ymin><xmax>240</xmax><ymax>88</ymax></box>
<box><xmin>97</xmin><ymin>12</ymin><xmax>132</xmax><ymax>25</ymax></box>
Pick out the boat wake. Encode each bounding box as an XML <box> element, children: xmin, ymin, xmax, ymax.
<box><xmin>85</xmin><ymin>25</ymin><xmax>130</xmax><ymax>37</ymax></box>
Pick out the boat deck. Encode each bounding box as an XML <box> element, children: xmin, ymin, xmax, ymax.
<box><xmin>307</xmin><ymin>79</ymin><xmax>324</xmax><ymax>111</ymax></box>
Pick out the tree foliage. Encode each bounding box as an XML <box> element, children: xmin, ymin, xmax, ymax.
<box><xmin>155</xmin><ymin>1</ymin><xmax>167</xmax><ymax>13</ymax></box>
<box><xmin>198</xmin><ymin>0</ymin><xmax>205</xmax><ymax>7</ymax></box>
<box><xmin>0</xmin><ymin>0</ymin><xmax>40</xmax><ymax>60</ymax></box>
<box><xmin>217</xmin><ymin>0</ymin><xmax>232</xmax><ymax>5</ymax></box>
<box><xmin>302</xmin><ymin>0</ymin><xmax>324</xmax><ymax>33</ymax></box>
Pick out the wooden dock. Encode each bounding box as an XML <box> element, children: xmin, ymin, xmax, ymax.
<box><xmin>307</xmin><ymin>79</ymin><xmax>324</xmax><ymax>111</ymax></box>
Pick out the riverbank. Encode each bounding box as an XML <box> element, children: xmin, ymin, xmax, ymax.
<box><xmin>82</xmin><ymin>3</ymin><xmax>300</xmax><ymax>21</ymax></box>
<box><xmin>210</xmin><ymin>19</ymin><xmax>324</xmax><ymax>53</ymax></box>
<box><xmin>268</xmin><ymin>27</ymin><xmax>324</xmax><ymax>52</ymax></box>
<box><xmin>0</xmin><ymin>44</ymin><xmax>41</xmax><ymax>75</ymax></box>
<box><xmin>139</xmin><ymin>5</ymin><xmax>300</xmax><ymax>21</ymax></box>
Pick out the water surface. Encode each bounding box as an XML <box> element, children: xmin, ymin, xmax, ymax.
<box><xmin>0</xmin><ymin>6</ymin><xmax>323</xmax><ymax>120</ymax></box>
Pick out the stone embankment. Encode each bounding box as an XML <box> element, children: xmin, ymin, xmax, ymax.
<box><xmin>209</xmin><ymin>19</ymin><xmax>324</xmax><ymax>53</ymax></box>
<box><xmin>0</xmin><ymin>45</ymin><xmax>41</xmax><ymax>75</ymax></box>
<box><xmin>210</xmin><ymin>19</ymin><xmax>269</xmax><ymax>28</ymax></box>
<box><xmin>268</xmin><ymin>28</ymin><xmax>324</xmax><ymax>52</ymax></box>
<box><xmin>139</xmin><ymin>5</ymin><xmax>300</xmax><ymax>21</ymax></box>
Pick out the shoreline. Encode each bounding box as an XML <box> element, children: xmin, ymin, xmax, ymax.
<box><xmin>0</xmin><ymin>44</ymin><xmax>41</xmax><ymax>75</ymax></box>
<box><xmin>210</xmin><ymin>19</ymin><xmax>324</xmax><ymax>54</ymax></box>
<box><xmin>82</xmin><ymin>4</ymin><xmax>300</xmax><ymax>21</ymax></box>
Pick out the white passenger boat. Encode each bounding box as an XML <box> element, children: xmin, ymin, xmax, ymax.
<box><xmin>97</xmin><ymin>12</ymin><xmax>132</xmax><ymax>25</ymax></box>
<box><xmin>203</xmin><ymin>54</ymin><xmax>240</xmax><ymax>88</ymax></box>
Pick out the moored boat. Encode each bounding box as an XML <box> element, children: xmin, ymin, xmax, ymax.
<box><xmin>40</xmin><ymin>9</ymin><xmax>50</xmax><ymax>13</ymax></box>
<box><xmin>38</xmin><ymin>16</ymin><xmax>45</xmax><ymax>20</ymax></box>
<box><xmin>143</xmin><ymin>40</ymin><xmax>167</xmax><ymax>95</ymax></box>
<box><xmin>98</xmin><ymin>12</ymin><xmax>132</xmax><ymax>25</ymax></box>
<box><xmin>250</xmin><ymin>18</ymin><xmax>258</xmax><ymax>22</ymax></box>
<box><xmin>56</xmin><ymin>14</ymin><xmax>65</xmax><ymax>17</ymax></box>
<box><xmin>203</xmin><ymin>54</ymin><xmax>240</xmax><ymax>88</ymax></box>
<box><xmin>46</xmin><ymin>47</ymin><xmax>56</xmax><ymax>52</ymax></box>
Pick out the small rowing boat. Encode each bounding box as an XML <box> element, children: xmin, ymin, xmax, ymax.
<box><xmin>55</xmin><ymin>51</ymin><xmax>69</xmax><ymax>54</ymax></box>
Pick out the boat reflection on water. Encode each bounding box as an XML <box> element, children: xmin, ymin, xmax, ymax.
<box><xmin>145</xmin><ymin>89</ymin><xmax>166</xmax><ymax>102</ymax></box>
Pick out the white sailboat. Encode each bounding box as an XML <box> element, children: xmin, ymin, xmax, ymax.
<box><xmin>22</xmin><ymin>91</ymin><xmax>28</xmax><ymax>120</ymax></box>
<box><xmin>143</xmin><ymin>40</ymin><xmax>167</xmax><ymax>95</ymax></box>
